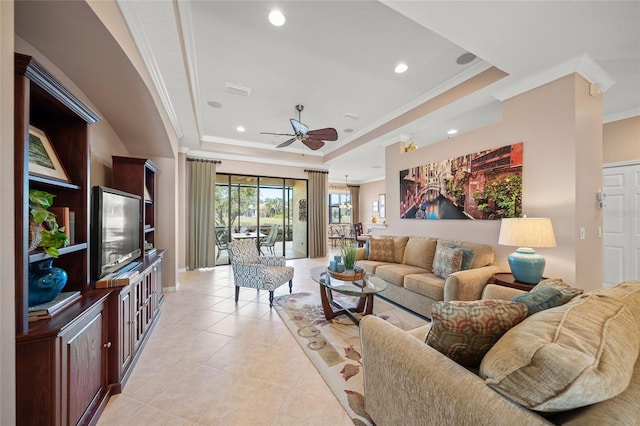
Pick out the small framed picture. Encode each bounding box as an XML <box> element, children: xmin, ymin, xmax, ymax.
<box><xmin>372</xmin><ymin>201</ymin><xmax>378</xmax><ymax>212</ymax></box>
<box><xmin>28</xmin><ymin>125</ymin><xmax>70</xmax><ymax>182</ymax></box>
<box><xmin>379</xmin><ymin>194</ymin><xmax>386</xmax><ymax>218</ymax></box>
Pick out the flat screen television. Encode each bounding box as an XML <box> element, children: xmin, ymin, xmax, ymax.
<box><xmin>91</xmin><ymin>186</ymin><xmax>142</xmax><ymax>280</ymax></box>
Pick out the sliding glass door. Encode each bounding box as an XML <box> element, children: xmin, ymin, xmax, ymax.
<box><xmin>214</xmin><ymin>174</ymin><xmax>307</xmax><ymax>265</ymax></box>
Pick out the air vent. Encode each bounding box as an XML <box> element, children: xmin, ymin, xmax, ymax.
<box><xmin>224</xmin><ymin>83</ymin><xmax>251</xmax><ymax>96</ymax></box>
<box><xmin>342</xmin><ymin>113</ymin><xmax>359</xmax><ymax>120</ymax></box>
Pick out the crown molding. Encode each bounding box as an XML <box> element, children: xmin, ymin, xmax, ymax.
<box><xmin>493</xmin><ymin>54</ymin><xmax>615</xmax><ymax>102</ymax></box>
<box><xmin>379</xmin><ymin>133</ymin><xmax>412</xmax><ymax>147</ymax></box>
<box><xmin>117</xmin><ymin>0</ymin><xmax>182</xmax><ymax>139</ymax></box>
<box><xmin>184</xmin><ymin>148</ymin><xmax>327</xmax><ymax>170</ymax></box>
<box><xmin>603</xmin><ymin>107</ymin><xmax>640</xmax><ymax>124</ymax></box>
<box><xmin>176</xmin><ymin>0</ymin><xmax>203</xmax><ymax>138</ymax></box>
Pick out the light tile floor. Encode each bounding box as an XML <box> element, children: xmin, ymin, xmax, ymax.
<box><xmin>97</xmin><ymin>250</ymin><xmax>423</xmax><ymax>425</ymax></box>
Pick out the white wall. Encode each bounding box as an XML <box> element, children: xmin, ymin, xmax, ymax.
<box><xmin>358</xmin><ymin>179</ymin><xmax>386</xmax><ymax>229</ymax></box>
<box><xmin>0</xmin><ymin>0</ymin><xmax>16</xmax><ymax>422</ymax></box>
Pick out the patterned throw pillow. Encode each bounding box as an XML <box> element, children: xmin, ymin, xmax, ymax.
<box><xmin>512</xmin><ymin>287</ymin><xmax>563</xmax><ymax>316</ymax></box>
<box><xmin>532</xmin><ymin>278</ymin><xmax>583</xmax><ymax>304</ymax></box>
<box><xmin>445</xmin><ymin>243</ymin><xmax>476</xmax><ymax>270</ymax></box>
<box><xmin>426</xmin><ymin>300</ymin><xmax>528</xmax><ymax>368</ymax></box>
<box><xmin>367</xmin><ymin>238</ymin><xmax>395</xmax><ymax>262</ymax></box>
<box><xmin>432</xmin><ymin>246</ymin><xmax>463</xmax><ymax>279</ymax></box>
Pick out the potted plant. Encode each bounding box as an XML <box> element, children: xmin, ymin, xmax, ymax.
<box><xmin>341</xmin><ymin>241</ymin><xmax>357</xmax><ymax>271</ymax></box>
<box><xmin>29</xmin><ymin>189</ymin><xmax>69</xmax><ymax>258</ymax></box>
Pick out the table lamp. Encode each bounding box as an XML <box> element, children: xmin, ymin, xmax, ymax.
<box><xmin>498</xmin><ymin>217</ymin><xmax>556</xmax><ymax>284</ymax></box>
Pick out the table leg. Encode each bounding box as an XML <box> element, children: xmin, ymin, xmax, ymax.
<box><xmin>318</xmin><ymin>284</ymin><xmax>376</xmax><ymax>325</ymax></box>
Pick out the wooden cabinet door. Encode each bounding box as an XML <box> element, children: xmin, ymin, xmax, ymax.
<box><xmin>59</xmin><ymin>302</ymin><xmax>108</xmax><ymax>425</ymax></box>
<box><xmin>132</xmin><ymin>269</ymin><xmax>151</xmax><ymax>353</ymax></box>
<box><xmin>118</xmin><ymin>285</ymin><xmax>133</xmax><ymax>375</ymax></box>
<box><xmin>151</xmin><ymin>258</ymin><xmax>163</xmax><ymax>316</ymax></box>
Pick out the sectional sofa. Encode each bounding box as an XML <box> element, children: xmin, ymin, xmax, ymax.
<box><xmin>355</xmin><ymin>236</ymin><xmax>500</xmax><ymax>318</ymax></box>
<box><xmin>360</xmin><ymin>281</ymin><xmax>640</xmax><ymax>425</ymax></box>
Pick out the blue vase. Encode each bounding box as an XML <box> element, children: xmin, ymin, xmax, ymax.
<box><xmin>28</xmin><ymin>259</ymin><xmax>68</xmax><ymax>306</ymax></box>
<box><xmin>508</xmin><ymin>248</ymin><xmax>545</xmax><ymax>284</ymax></box>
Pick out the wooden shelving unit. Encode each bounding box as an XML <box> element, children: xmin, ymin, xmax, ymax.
<box><xmin>14</xmin><ymin>53</ymin><xmax>114</xmax><ymax>425</ymax></box>
<box><xmin>14</xmin><ymin>53</ymin><xmax>100</xmax><ymax>334</ymax></box>
<box><xmin>112</xmin><ymin>156</ymin><xmax>159</xmax><ymax>256</ymax></box>
<box><xmin>14</xmin><ymin>52</ymin><xmax>166</xmax><ymax>426</ymax></box>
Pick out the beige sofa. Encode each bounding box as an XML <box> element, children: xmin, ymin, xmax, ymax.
<box><xmin>360</xmin><ymin>282</ymin><xmax>640</xmax><ymax>425</ymax></box>
<box><xmin>356</xmin><ymin>236</ymin><xmax>500</xmax><ymax>318</ymax></box>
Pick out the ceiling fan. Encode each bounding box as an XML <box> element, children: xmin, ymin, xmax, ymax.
<box><xmin>261</xmin><ymin>104</ymin><xmax>338</xmax><ymax>150</ymax></box>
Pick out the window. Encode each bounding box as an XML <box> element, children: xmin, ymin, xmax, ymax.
<box><xmin>329</xmin><ymin>193</ymin><xmax>351</xmax><ymax>224</ymax></box>
<box><xmin>214</xmin><ymin>174</ymin><xmax>308</xmax><ymax>265</ymax></box>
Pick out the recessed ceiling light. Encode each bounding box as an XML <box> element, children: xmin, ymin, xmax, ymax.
<box><xmin>447</xmin><ymin>129</ymin><xmax>458</xmax><ymax>135</ymax></box>
<box><xmin>456</xmin><ymin>52</ymin><xmax>476</xmax><ymax>65</ymax></box>
<box><xmin>207</xmin><ymin>101</ymin><xmax>223</xmax><ymax>108</ymax></box>
<box><xmin>344</xmin><ymin>128</ymin><xmax>354</xmax><ymax>133</ymax></box>
<box><xmin>236</xmin><ymin>126</ymin><xmax>246</xmax><ymax>133</ymax></box>
<box><xmin>268</xmin><ymin>10</ymin><xmax>286</xmax><ymax>26</ymax></box>
<box><xmin>394</xmin><ymin>63</ymin><xmax>408</xmax><ymax>74</ymax></box>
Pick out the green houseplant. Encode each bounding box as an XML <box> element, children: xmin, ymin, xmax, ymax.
<box><xmin>341</xmin><ymin>241</ymin><xmax>357</xmax><ymax>270</ymax></box>
<box><xmin>29</xmin><ymin>189</ymin><xmax>69</xmax><ymax>257</ymax></box>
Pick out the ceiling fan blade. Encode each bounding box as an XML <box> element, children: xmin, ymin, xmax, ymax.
<box><xmin>302</xmin><ymin>138</ymin><xmax>325</xmax><ymax>150</ymax></box>
<box><xmin>276</xmin><ymin>137</ymin><xmax>297</xmax><ymax>148</ymax></box>
<box><xmin>290</xmin><ymin>119</ymin><xmax>309</xmax><ymax>136</ymax></box>
<box><xmin>307</xmin><ymin>127</ymin><xmax>338</xmax><ymax>141</ymax></box>
<box><xmin>260</xmin><ymin>131</ymin><xmax>295</xmax><ymax>136</ymax></box>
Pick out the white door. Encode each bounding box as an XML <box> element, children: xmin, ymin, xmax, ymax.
<box><xmin>603</xmin><ymin>162</ymin><xmax>640</xmax><ymax>285</ymax></box>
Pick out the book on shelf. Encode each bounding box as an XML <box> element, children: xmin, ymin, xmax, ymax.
<box><xmin>68</xmin><ymin>210</ymin><xmax>75</xmax><ymax>244</ymax></box>
<box><xmin>50</xmin><ymin>207</ymin><xmax>70</xmax><ymax>242</ymax></box>
<box><xmin>95</xmin><ymin>270</ymin><xmax>140</xmax><ymax>289</ymax></box>
<box><xmin>28</xmin><ymin>291</ymin><xmax>81</xmax><ymax>320</ymax></box>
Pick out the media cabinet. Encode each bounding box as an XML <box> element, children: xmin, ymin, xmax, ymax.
<box><xmin>14</xmin><ymin>53</ymin><xmax>164</xmax><ymax>425</ymax></box>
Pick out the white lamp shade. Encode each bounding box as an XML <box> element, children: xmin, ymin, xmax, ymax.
<box><xmin>498</xmin><ymin>218</ymin><xmax>556</xmax><ymax>248</ymax></box>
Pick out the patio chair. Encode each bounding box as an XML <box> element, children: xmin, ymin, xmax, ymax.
<box><xmin>228</xmin><ymin>239</ymin><xmax>294</xmax><ymax>307</ymax></box>
<box><xmin>215</xmin><ymin>230</ymin><xmax>229</xmax><ymax>260</ymax></box>
<box><xmin>260</xmin><ymin>224</ymin><xmax>279</xmax><ymax>255</ymax></box>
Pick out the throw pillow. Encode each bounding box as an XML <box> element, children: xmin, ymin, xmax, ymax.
<box><xmin>426</xmin><ymin>300</ymin><xmax>528</xmax><ymax>368</ymax></box>
<box><xmin>480</xmin><ymin>281</ymin><xmax>640</xmax><ymax>412</ymax></box>
<box><xmin>402</xmin><ymin>237</ymin><xmax>437</xmax><ymax>271</ymax></box>
<box><xmin>511</xmin><ymin>287</ymin><xmax>563</xmax><ymax>316</ymax></box>
<box><xmin>532</xmin><ymin>278</ymin><xmax>583</xmax><ymax>304</ymax></box>
<box><xmin>364</xmin><ymin>239</ymin><xmax>370</xmax><ymax>260</ymax></box>
<box><xmin>393</xmin><ymin>236</ymin><xmax>410</xmax><ymax>263</ymax></box>
<box><xmin>432</xmin><ymin>246</ymin><xmax>463</xmax><ymax>279</ymax></box>
<box><xmin>367</xmin><ymin>238</ymin><xmax>395</xmax><ymax>262</ymax></box>
<box><xmin>445</xmin><ymin>243</ymin><xmax>476</xmax><ymax>270</ymax></box>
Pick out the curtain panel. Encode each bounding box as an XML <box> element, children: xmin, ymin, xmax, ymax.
<box><xmin>307</xmin><ymin>169</ymin><xmax>328</xmax><ymax>258</ymax></box>
<box><xmin>188</xmin><ymin>160</ymin><xmax>217</xmax><ymax>269</ymax></box>
<box><xmin>349</xmin><ymin>185</ymin><xmax>360</xmax><ymax>225</ymax></box>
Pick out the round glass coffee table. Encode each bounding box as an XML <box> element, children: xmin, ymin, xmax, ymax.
<box><xmin>318</xmin><ymin>269</ymin><xmax>387</xmax><ymax>324</ymax></box>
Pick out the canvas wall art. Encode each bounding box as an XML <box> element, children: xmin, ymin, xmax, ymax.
<box><xmin>400</xmin><ymin>142</ymin><xmax>523</xmax><ymax>220</ymax></box>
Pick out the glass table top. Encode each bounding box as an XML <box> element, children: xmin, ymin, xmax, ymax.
<box><xmin>312</xmin><ymin>267</ymin><xmax>387</xmax><ymax>296</ymax></box>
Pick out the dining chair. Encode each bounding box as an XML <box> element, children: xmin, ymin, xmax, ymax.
<box><xmin>228</xmin><ymin>239</ymin><xmax>294</xmax><ymax>307</ymax></box>
<box><xmin>328</xmin><ymin>224</ymin><xmax>343</xmax><ymax>247</ymax></box>
<box><xmin>352</xmin><ymin>222</ymin><xmax>365</xmax><ymax>247</ymax></box>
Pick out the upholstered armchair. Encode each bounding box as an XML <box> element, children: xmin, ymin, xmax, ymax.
<box><xmin>228</xmin><ymin>239</ymin><xmax>294</xmax><ymax>307</ymax></box>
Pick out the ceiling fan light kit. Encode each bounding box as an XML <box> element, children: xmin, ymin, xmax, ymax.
<box><xmin>260</xmin><ymin>104</ymin><xmax>338</xmax><ymax>151</ymax></box>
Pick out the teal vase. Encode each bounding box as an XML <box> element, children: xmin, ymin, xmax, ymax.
<box><xmin>508</xmin><ymin>248</ymin><xmax>545</xmax><ymax>284</ymax></box>
<box><xmin>28</xmin><ymin>259</ymin><xmax>68</xmax><ymax>306</ymax></box>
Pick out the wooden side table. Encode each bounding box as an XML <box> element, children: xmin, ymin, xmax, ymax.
<box><xmin>490</xmin><ymin>272</ymin><xmax>544</xmax><ymax>291</ymax></box>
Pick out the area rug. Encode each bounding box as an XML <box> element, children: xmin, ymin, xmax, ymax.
<box><xmin>274</xmin><ymin>291</ymin><xmax>426</xmax><ymax>425</ymax></box>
